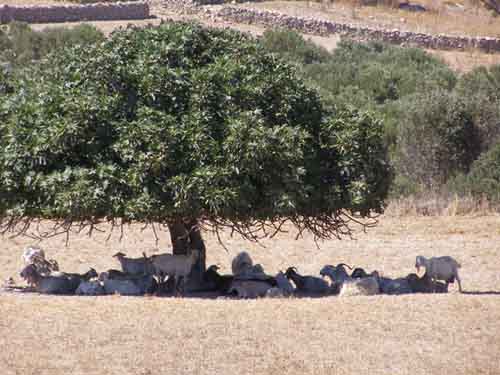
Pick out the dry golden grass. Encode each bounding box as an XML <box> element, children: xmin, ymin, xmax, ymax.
<box><xmin>1</xmin><ymin>215</ymin><xmax>500</xmax><ymax>375</ymax></box>
<box><xmin>242</xmin><ymin>0</ymin><xmax>500</xmax><ymax>37</ymax></box>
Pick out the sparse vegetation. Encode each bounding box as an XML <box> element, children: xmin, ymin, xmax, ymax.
<box><xmin>0</xmin><ymin>22</ymin><xmax>104</xmax><ymax>68</ymax></box>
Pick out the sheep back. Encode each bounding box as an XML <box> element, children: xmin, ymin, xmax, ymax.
<box><xmin>231</xmin><ymin>251</ymin><xmax>253</xmax><ymax>276</ymax></box>
<box><xmin>228</xmin><ymin>280</ymin><xmax>273</xmax><ymax>298</ymax></box>
<box><xmin>76</xmin><ymin>281</ymin><xmax>105</xmax><ymax>296</ymax></box>
<box><xmin>339</xmin><ymin>277</ymin><xmax>379</xmax><ymax>297</ymax></box>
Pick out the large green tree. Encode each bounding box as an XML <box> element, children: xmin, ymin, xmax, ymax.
<box><xmin>0</xmin><ymin>22</ymin><xmax>390</xmax><ymax>288</ymax></box>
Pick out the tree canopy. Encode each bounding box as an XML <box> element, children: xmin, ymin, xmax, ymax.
<box><xmin>0</xmin><ymin>22</ymin><xmax>390</xmax><ymax>241</ymax></box>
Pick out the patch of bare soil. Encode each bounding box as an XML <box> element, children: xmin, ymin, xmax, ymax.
<box><xmin>0</xmin><ymin>215</ymin><xmax>499</xmax><ymax>375</ymax></box>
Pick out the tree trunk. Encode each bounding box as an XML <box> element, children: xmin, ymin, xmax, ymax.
<box><xmin>168</xmin><ymin>221</ymin><xmax>189</xmax><ymax>255</ymax></box>
<box><xmin>167</xmin><ymin>219</ymin><xmax>207</xmax><ymax>293</ymax></box>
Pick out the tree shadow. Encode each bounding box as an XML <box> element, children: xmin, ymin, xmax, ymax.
<box><xmin>461</xmin><ymin>290</ymin><xmax>500</xmax><ymax>296</ymax></box>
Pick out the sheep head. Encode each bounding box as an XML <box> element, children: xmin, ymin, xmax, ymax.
<box><xmin>415</xmin><ymin>256</ymin><xmax>428</xmax><ymax>273</ymax></box>
<box><xmin>86</xmin><ymin>268</ymin><xmax>99</xmax><ymax>280</ymax></box>
<box><xmin>351</xmin><ymin>268</ymin><xmax>369</xmax><ymax>279</ymax></box>
<box><xmin>319</xmin><ymin>265</ymin><xmax>334</xmax><ymax>277</ymax></box>
<box><xmin>19</xmin><ymin>264</ymin><xmax>40</xmax><ymax>286</ymax></box>
<box><xmin>285</xmin><ymin>267</ymin><xmax>298</xmax><ymax>278</ymax></box>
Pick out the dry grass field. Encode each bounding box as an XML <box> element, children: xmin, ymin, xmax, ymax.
<box><xmin>1</xmin><ymin>215</ymin><xmax>500</xmax><ymax>375</ymax></box>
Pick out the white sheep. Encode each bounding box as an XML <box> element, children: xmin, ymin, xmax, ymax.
<box><xmin>228</xmin><ymin>279</ymin><xmax>273</xmax><ymax>298</ymax></box>
<box><xmin>22</xmin><ymin>246</ymin><xmax>58</xmax><ymax>276</ymax></box>
<box><xmin>22</xmin><ymin>246</ymin><xmax>45</xmax><ymax>265</ymax></box>
<box><xmin>150</xmin><ymin>249</ymin><xmax>200</xmax><ymax>293</ymax></box>
<box><xmin>338</xmin><ymin>277</ymin><xmax>379</xmax><ymax>297</ymax></box>
<box><xmin>231</xmin><ymin>251</ymin><xmax>269</xmax><ymax>281</ymax></box>
<box><xmin>100</xmin><ymin>272</ymin><xmax>157</xmax><ymax>296</ymax></box>
<box><xmin>415</xmin><ymin>255</ymin><xmax>462</xmax><ymax>292</ymax></box>
<box><xmin>113</xmin><ymin>252</ymin><xmax>154</xmax><ymax>275</ymax></box>
<box><xmin>232</xmin><ymin>251</ymin><xmax>253</xmax><ymax>276</ymax></box>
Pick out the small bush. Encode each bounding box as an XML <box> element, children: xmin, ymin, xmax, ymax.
<box><xmin>0</xmin><ymin>22</ymin><xmax>104</xmax><ymax>68</ymax></box>
<box><xmin>260</xmin><ymin>29</ymin><xmax>330</xmax><ymax>65</ymax></box>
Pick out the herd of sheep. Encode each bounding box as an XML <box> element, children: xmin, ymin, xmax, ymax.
<box><xmin>11</xmin><ymin>246</ymin><xmax>463</xmax><ymax>298</ymax></box>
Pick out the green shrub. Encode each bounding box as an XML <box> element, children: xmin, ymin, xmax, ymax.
<box><xmin>455</xmin><ymin>65</ymin><xmax>500</xmax><ymax>149</ymax></box>
<box><xmin>448</xmin><ymin>141</ymin><xmax>500</xmax><ymax>202</ymax></box>
<box><xmin>303</xmin><ymin>40</ymin><xmax>456</xmax><ymax>107</ymax></box>
<box><xmin>456</xmin><ymin>65</ymin><xmax>500</xmax><ymax>103</ymax></box>
<box><xmin>260</xmin><ymin>29</ymin><xmax>330</xmax><ymax>65</ymax></box>
<box><xmin>396</xmin><ymin>90</ymin><xmax>482</xmax><ymax>189</ymax></box>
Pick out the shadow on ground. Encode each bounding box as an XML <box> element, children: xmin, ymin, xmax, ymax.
<box><xmin>461</xmin><ymin>290</ymin><xmax>500</xmax><ymax>296</ymax></box>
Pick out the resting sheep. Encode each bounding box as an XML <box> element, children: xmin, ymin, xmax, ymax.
<box><xmin>351</xmin><ymin>268</ymin><xmax>370</xmax><ymax>279</ymax></box>
<box><xmin>231</xmin><ymin>251</ymin><xmax>270</xmax><ymax>281</ymax></box>
<box><xmin>113</xmin><ymin>252</ymin><xmax>154</xmax><ymax>275</ymax></box>
<box><xmin>53</xmin><ymin>268</ymin><xmax>98</xmax><ymax>283</ymax></box>
<box><xmin>338</xmin><ymin>277</ymin><xmax>379</xmax><ymax>297</ymax></box>
<box><xmin>407</xmin><ymin>272</ymin><xmax>448</xmax><ymax>293</ymax></box>
<box><xmin>22</xmin><ymin>246</ymin><xmax>59</xmax><ymax>276</ymax></box>
<box><xmin>231</xmin><ymin>251</ymin><xmax>253</xmax><ymax>276</ymax></box>
<box><xmin>103</xmin><ymin>275</ymin><xmax>157</xmax><ymax>296</ymax></box>
<box><xmin>377</xmin><ymin>276</ymin><xmax>412</xmax><ymax>295</ymax></box>
<box><xmin>415</xmin><ymin>255</ymin><xmax>462</xmax><ymax>292</ymax></box>
<box><xmin>75</xmin><ymin>281</ymin><xmax>105</xmax><ymax>296</ymax></box>
<box><xmin>204</xmin><ymin>265</ymin><xmax>234</xmax><ymax>294</ymax></box>
<box><xmin>274</xmin><ymin>271</ymin><xmax>295</xmax><ymax>296</ymax></box>
<box><xmin>228</xmin><ymin>279</ymin><xmax>274</xmax><ymax>298</ymax></box>
<box><xmin>20</xmin><ymin>264</ymin><xmax>81</xmax><ymax>294</ymax></box>
<box><xmin>285</xmin><ymin>267</ymin><xmax>329</xmax><ymax>295</ymax></box>
<box><xmin>150</xmin><ymin>249</ymin><xmax>200</xmax><ymax>293</ymax></box>
<box><xmin>265</xmin><ymin>272</ymin><xmax>295</xmax><ymax>298</ymax></box>
<box><xmin>319</xmin><ymin>264</ymin><xmax>352</xmax><ymax>293</ymax></box>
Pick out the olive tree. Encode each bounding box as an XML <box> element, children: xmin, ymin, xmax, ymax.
<box><xmin>0</xmin><ymin>23</ymin><xmax>390</xmax><ymax>288</ymax></box>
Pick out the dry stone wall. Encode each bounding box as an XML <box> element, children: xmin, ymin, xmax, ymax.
<box><xmin>0</xmin><ymin>2</ymin><xmax>150</xmax><ymax>24</ymax></box>
<box><xmin>214</xmin><ymin>6</ymin><xmax>500</xmax><ymax>52</ymax></box>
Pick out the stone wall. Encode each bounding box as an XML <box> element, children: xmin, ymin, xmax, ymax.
<box><xmin>215</xmin><ymin>6</ymin><xmax>500</xmax><ymax>52</ymax></box>
<box><xmin>0</xmin><ymin>2</ymin><xmax>150</xmax><ymax>24</ymax></box>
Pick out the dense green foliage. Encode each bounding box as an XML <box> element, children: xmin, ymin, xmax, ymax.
<box><xmin>0</xmin><ymin>23</ymin><xmax>390</xmax><ymax>236</ymax></box>
<box><xmin>448</xmin><ymin>141</ymin><xmax>500</xmax><ymax>201</ymax></box>
<box><xmin>261</xmin><ymin>30</ymin><xmax>500</xmax><ymax>202</ymax></box>
<box><xmin>395</xmin><ymin>91</ymin><xmax>481</xmax><ymax>188</ymax></box>
<box><xmin>261</xmin><ymin>35</ymin><xmax>456</xmax><ymax>109</ymax></box>
<box><xmin>0</xmin><ymin>22</ymin><xmax>104</xmax><ymax>68</ymax></box>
